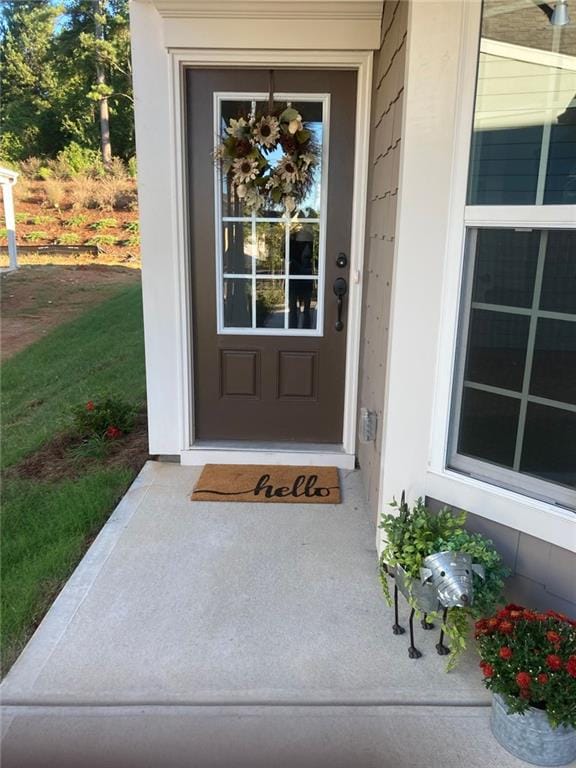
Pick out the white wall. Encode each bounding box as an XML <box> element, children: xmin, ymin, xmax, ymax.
<box><xmin>130</xmin><ymin>1</ymin><xmax>184</xmax><ymax>455</ymax></box>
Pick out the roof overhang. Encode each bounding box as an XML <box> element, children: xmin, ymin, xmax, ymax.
<box><xmin>132</xmin><ymin>0</ymin><xmax>384</xmax><ymax>50</ymax></box>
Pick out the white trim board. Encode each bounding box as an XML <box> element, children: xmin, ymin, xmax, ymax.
<box><xmin>168</xmin><ymin>50</ymin><xmax>373</xmax><ymax>463</ymax></box>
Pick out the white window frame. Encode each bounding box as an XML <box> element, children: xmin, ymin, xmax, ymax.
<box><xmin>213</xmin><ymin>92</ymin><xmax>330</xmax><ymax>337</ymax></box>
<box><xmin>423</xmin><ymin>0</ymin><xmax>576</xmax><ymax>549</ymax></box>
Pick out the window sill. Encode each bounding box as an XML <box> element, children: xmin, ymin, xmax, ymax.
<box><xmin>425</xmin><ymin>468</ymin><xmax>576</xmax><ymax>552</ymax></box>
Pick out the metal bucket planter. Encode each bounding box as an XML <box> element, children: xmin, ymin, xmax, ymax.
<box><xmin>491</xmin><ymin>694</ymin><xmax>576</xmax><ymax>766</ymax></box>
<box><xmin>393</xmin><ymin>564</ymin><xmax>440</xmax><ymax>614</ymax></box>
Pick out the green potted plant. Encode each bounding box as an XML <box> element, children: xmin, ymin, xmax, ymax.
<box><xmin>476</xmin><ymin>605</ymin><xmax>576</xmax><ymax>766</ymax></box>
<box><xmin>379</xmin><ymin>496</ymin><xmax>508</xmax><ymax>668</ymax></box>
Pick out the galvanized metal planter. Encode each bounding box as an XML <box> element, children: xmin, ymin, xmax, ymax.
<box><xmin>393</xmin><ymin>564</ymin><xmax>440</xmax><ymax>614</ymax></box>
<box><xmin>491</xmin><ymin>694</ymin><xmax>576</xmax><ymax>766</ymax></box>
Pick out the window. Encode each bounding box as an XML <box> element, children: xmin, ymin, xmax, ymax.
<box><xmin>449</xmin><ymin>0</ymin><xmax>576</xmax><ymax>509</ymax></box>
<box><xmin>215</xmin><ymin>95</ymin><xmax>328</xmax><ymax>335</ymax></box>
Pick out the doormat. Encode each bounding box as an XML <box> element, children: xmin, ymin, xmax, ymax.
<box><xmin>191</xmin><ymin>465</ymin><xmax>341</xmax><ymax>504</ymax></box>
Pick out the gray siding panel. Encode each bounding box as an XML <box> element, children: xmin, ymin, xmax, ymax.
<box><xmin>357</xmin><ymin>0</ymin><xmax>408</xmax><ymax>520</ymax></box>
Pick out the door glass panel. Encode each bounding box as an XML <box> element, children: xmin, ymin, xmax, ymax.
<box><xmin>256</xmin><ymin>279</ymin><xmax>285</xmax><ymax>328</ymax></box>
<box><xmin>215</xmin><ymin>94</ymin><xmax>326</xmax><ymax>334</ymax></box>
<box><xmin>255</xmin><ymin>222</ymin><xmax>285</xmax><ymax>274</ymax></box>
<box><xmin>223</xmin><ymin>278</ymin><xmax>252</xmax><ymax>328</ymax></box>
<box><xmin>289</xmin><ymin>223</ymin><xmax>319</xmax><ymax>276</ymax></box>
<box><xmin>289</xmin><ymin>279</ymin><xmax>318</xmax><ymax>330</ymax></box>
<box><xmin>223</xmin><ymin>221</ymin><xmax>253</xmax><ymax>275</ymax></box>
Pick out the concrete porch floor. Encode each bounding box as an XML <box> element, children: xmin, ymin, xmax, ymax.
<box><xmin>1</xmin><ymin>462</ymin><xmax>531</xmax><ymax>767</ymax></box>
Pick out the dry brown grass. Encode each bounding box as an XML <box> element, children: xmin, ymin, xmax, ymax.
<box><xmin>12</xmin><ymin>177</ymin><xmax>32</xmax><ymax>204</ymax></box>
<box><xmin>44</xmin><ymin>178</ymin><xmax>66</xmax><ymax>209</ymax></box>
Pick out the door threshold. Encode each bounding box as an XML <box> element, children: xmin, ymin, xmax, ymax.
<box><xmin>181</xmin><ymin>442</ymin><xmax>355</xmax><ymax>469</ymax></box>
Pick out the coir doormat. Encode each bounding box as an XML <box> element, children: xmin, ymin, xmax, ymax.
<box><xmin>191</xmin><ymin>464</ymin><xmax>341</xmax><ymax>504</ymax></box>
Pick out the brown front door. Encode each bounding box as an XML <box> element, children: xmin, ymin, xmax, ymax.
<box><xmin>187</xmin><ymin>68</ymin><xmax>357</xmax><ymax>443</ymax></box>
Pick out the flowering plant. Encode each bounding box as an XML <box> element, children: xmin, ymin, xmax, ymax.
<box><xmin>214</xmin><ymin>107</ymin><xmax>320</xmax><ymax>215</ymax></box>
<box><xmin>72</xmin><ymin>397</ymin><xmax>136</xmax><ymax>441</ymax></box>
<box><xmin>476</xmin><ymin>605</ymin><xmax>576</xmax><ymax>728</ymax></box>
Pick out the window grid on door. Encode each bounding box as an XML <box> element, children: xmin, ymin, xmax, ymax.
<box><xmin>213</xmin><ymin>92</ymin><xmax>330</xmax><ymax>337</ymax></box>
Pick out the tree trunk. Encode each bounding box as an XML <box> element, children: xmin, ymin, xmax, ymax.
<box><xmin>93</xmin><ymin>0</ymin><xmax>112</xmax><ymax>165</ymax></box>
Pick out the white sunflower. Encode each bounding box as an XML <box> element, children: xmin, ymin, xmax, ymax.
<box><xmin>276</xmin><ymin>156</ymin><xmax>299</xmax><ymax>184</ymax></box>
<box><xmin>226</xmin><ymin>117</ymin><xmax>248</xmax><ymax>138</ymax></box>
<box><xmin>232</xmin><ymin>156</ymin><xmax>259</xmax><ymax>185</ymax></box>
<box><xmin>252</xmin><ymin>116</ymin><xmax>280</xmax><ymax>148</ymax></box>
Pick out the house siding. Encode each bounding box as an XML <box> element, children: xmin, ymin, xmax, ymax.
<box><xmin>357</xmin><ymin>0</ymin><xmax>408</xmax><ymax>519</ymax></box>
<box><xmin>428</xmin><ymin>498</ymin><xmax>576</xmax><ymax>619</ymax></box>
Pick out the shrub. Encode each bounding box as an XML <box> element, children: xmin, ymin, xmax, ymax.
<box><xmin>19</xmin><ymin>157</ymin><xmax>43</xmax><ymax>179</ymax></box>
<box><xmin>476</xmin><ymin>607</ymin><xmax>576</xmax><ymax>729</ymax></box>
<box><xmin>25</xmin><ymin>231</ymin><xmax>50</xmax><ymax>242</ymax></box>
<box><xmin>57</xmin><ymin>142</ymin><xmax>104</xmax><ymax>177</ymax></box>
<box><xmin>13</xmin><ymin>178</ymin><xmax>32</xmax><ymax>203</ymax></box>
<box><xmin>72</xmin><ymin>398</ymin><xmax>136</xmax><ymax>440</ymax></box>
<box><xmin>125</xmin><ymin>234</ymin><xmax>140</xmax><ymax>248</ymax></box>
<box><xmin>127</xmin><ymin>156</ymin><xmax>137</xmax><ymax>178</ymax></box>
<box><xmin>64</xmin><ymin>214</ymin><xmax>87</xmax><ymax>228</ymax></box>
<box><xmin>124</xmin><ymin>220</ymin><xmax>139</xmax><ymax>233</ymax></box>
<box><xmin>95</xmin><ymin>177</ymin><xmax>135</xmax><ymax>211</ymax></box>
<box><xmin>85</xmin><ymin>234</ymin><xmax>118</xmax><ymax>247</ymax></box>
<box><xmin>57</xmin><ymin>233</ymin><xmax>81</xmax><ymax>246</ymax></box>
<box><xmin>107</xmin><ymin>157</ymin><xmax>129</xmax><ymax>180</ymax></box>
<box><xmin>91</xmin><ymin>218</ymin><xmax>118</xmax><ymax>230</ymax></box>
<box><xmin>38</xmin><ymin>167</ymin><xmax>53</xmax><ymax>180</ymax></box>
<box><xmin>15</xmin><ymin>213</ymin><xmax>31</xmax><ymax>224</ymax></box>
<box><xmin>70</xmin><ymin>176</ymin><xmax>99</xmax><ymax>209</ymax></box>
<box><xmin>33</xmin><ymin>215</ymin><xmax>56</xmax><ymax>226</ymax></box>
<box><xmin>46</xmin><ymin>156</ymin><xmax>72</xmax><ymax>180</ymax></box>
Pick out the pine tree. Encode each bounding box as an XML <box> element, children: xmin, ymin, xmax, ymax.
<box><xmin>0</xmin><ymin>1</ymin><xmax>62</xmax><ymax>160</ymax></box>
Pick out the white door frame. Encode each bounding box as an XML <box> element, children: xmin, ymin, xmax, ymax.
<box><xmin>168</xmin><ymin>49</ymin><xmax>373</xmax><ymax>468</ymax></box>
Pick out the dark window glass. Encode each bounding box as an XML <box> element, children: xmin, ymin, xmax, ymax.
<box><xmin>256</xmin><ymin>280</ymin><xmax>285</xmax><ymax>328</ymax></box>
<box><xmin>465</xmin><ymin>310</ymin><xmax>529</xmax><ymax>392</ymax></box>
<box><xmin>544</xmin><ymin>109</ymin><xmax>576</xmax><ymax>205</ymax></box>
<box><xmin>531</xmin><ymin>319</ymin><xmax>576</xmax><ymax>406</ymax></box>
<box><xmin>472</xmin><ymin>229</ymin><xmax>539</xmax><ymax>307</ymax></box>
<box><xmin>458</xmin><ymin>388</ymin><xmax>520</xmax><ymax>468</ymax></box>
<box><xmin>255</xmin><ymin>223</ymin><xmax>285</xmax><ymax>275</ymax></box>
<box><xmin>223</xmin><ymin>278</ymin><xmax>252</xmax><ymax>328</ymax></box>
<box><xmin>289</xmin><ymin>280</ymin><xmax>318</xmax><ymax>330</ymax></box>
<box><xmin>521</xmin><ymin>404</ymin><xmax>576</xmax><ymax>488</ymax></box>
<box><xmin>223</xmin><ymin>222</ymin><xmax>253</xmax><ymax>274</ymax></box>
<box><xmin>540</xmin><ymin>230</ymin><xmax>576</xmax><ymax>314</ymax></box>
<box><xmin>467</xmin><ymin>0</ymin><xmax>576</xmax><ymax>206</ymax></box>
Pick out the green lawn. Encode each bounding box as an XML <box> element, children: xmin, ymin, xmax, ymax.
<box><xmin>1</xmin><ymin>284</ymin><xmax>146</xmax><ymax>672</ymax></box>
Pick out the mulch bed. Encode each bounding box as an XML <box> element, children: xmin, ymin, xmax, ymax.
<box><xmin>6</xmin><ymin>411</ymin><xmax>151</xmax><ymax>482</ymax></box>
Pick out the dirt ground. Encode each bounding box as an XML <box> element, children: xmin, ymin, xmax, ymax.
<box><xmin>1</xmin><ymin>264</ymin><xmax>141</xmax><ymax>360</ymax></box>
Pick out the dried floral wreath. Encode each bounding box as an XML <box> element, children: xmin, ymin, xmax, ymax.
<box><xmin>214</xmin><ymin>107</ymin><xmax>320</xmax><ymax>215</ymax></box>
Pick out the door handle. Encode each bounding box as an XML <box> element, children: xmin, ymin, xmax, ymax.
<box><xmin>333</xmin><ymin>277</ymin><xmax>347</xmax><ymax>332</ymax></box>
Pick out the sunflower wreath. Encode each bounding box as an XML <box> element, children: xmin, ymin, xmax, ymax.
<box><xmin>215</xmin><ymin>107</ymin><xmax>320</xmax><ymax>215</ymax></box>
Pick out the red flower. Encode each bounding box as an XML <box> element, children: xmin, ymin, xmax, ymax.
<box><xmin>523</xmin><ymin>609</ymin><xmax>536</xmax><ymax>621</ymax></box>
<box><xmin>105</xmin><ymin>425</ymin><xmax>122</xmax><ymax>440</ymax></box>
<box><xmin>535</xmin><ymin>613</ymin><xmax>548</xmax><ymax>621</ymax></box>
<box><xmin>546</xmin><ymin>631</ymin><xmax>561</xmax><ymax>645</ymax></box>
<box><xmin>566</xmin><ymin>656</ymin><xmax>576</xmax><ymax>678</ymax></box>
<box><xmin>482</xmin><ymin>664</ymin><xmax>494</xmax><ymax>678</ymax></box>
<box><xmin>499</xmin><ymin>620</ymin><xmax>514</xmax><ymax>634</ymax></box>
<box><xmin>546</xmin><ymin>654</ymin><xmax>562</xmax><ymax>671</ymax></box>
<box><xmin>499</xmin><ymin>646</ymin><xmax>513</xmax><ymax>660</ymax></box>
<box><xmin>487</xmin><ymin>618</ymin><xmax>499</xmax><ymax>629</ymax></box>
<box><xmin>497</xmin><ymin>608</ymin><xmax>511</xmax><ymax>619</ymax></box>
<box><xmin>537</xmin><ymin>673</ymin><xmax>549</xmax><ymax>685</ymax></box>
<box><xmin>505</xmin><ymin>604</ymin><xmax>524</xmax><ymax>612</ymax></box>
<box><xmin>519</xmin><ymin>689</ymin><xmax>532</xmax><ymax>700</ymax></box>
<box><xmin>516</xmin><ymin>672</ymin><xmax>532</xmax><ymax>689</ymax></box>
<box><xmin>510</xmin><ymin>610</ymin><xmax>523</xmax><ymax>619</ymax></box>
<box><xmin>86</xmin><ymin>401</ymin><xmax>95</xmax><ymax>411</ymax></box>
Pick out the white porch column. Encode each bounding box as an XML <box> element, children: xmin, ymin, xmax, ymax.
<box><xmin>1</xmin><ymin>169</ymin><xmax>19</xmax><ymax>271</ymax></box>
